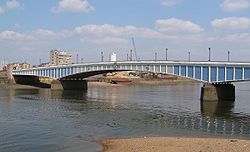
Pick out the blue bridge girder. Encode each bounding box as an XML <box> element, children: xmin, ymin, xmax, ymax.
<box><xmin>12</xmin><ymin>61</ymin><xmax>250</xmax><ymax>83</ymax></box>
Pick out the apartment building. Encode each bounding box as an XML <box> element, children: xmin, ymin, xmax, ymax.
<box><xmin>50</xmin><ymin>50</ymin><xmax>72</xmax><ymax>66</ymax></box>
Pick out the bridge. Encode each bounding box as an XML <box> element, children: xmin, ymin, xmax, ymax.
<box><xmin>13</xmin><ymin>61</ymin><xmax>250</xmax><ymax>82</ymax></box>
<box><xmin>12</xmin><ymin>60</ymin><xmax>250</xmax><ymax>101</ymax></box>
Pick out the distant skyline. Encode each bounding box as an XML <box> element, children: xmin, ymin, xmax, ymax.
<box><xmin>0</xmin><ymin>0</ymin><xmax>250</xmax><ymax>64</ymax></box>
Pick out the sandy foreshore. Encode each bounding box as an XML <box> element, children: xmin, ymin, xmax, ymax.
<box><xmin>88</xmin><ymin>79</ymin><xmax>199</xmax><ymax>87</ymax></box>
<box><xmin>101</xmin><ymin>137</ymin><xmax>250</xmax><ymax>152</ymax></box>
<box><xmin>88</xmin><ymin>82</ymin><xmax>126</xmax><ymax>87</ymax></box>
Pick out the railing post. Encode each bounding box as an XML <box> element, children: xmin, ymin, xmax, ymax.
<box><xmin>216</xmin><ymin>66</ymin><xmax>219</xmax><ymax>82</ymax></box>
<box><xmin>208</xmin><ymin>66</ymin><xmax>211</xmax><ymax>83</ymax></box>
<box><xmin>243</xmin><ymin>67</ymin><xmax>245</xmax><ymax>80</ymax></box>
<box><xmin>225</xmin><ymin>66</ymin><xmax>227</xmax><ymax>81</ymax></box>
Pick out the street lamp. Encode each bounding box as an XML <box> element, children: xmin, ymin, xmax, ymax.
<box><xmin>228</xmin><ymin>51</ymin><xmax>230</xmax><ymax>62</ymax></box>
<box><xmin>188</xmin><ymin>51</ymin><xmax>191</xmax><ymax>62</ymax></box>
<box><xmin>166</xmin><ymin>48</ymin><xmax>168</xmax><ymax>61</ymax></box>
<box><xmin>101</xmin><ymin>51</ymin><xmax>104</xmax><ymax>62</ymax></box>
<box><xmin>155</xmin><ymin>52</ymin><xmax>158</xmax><ymax>61</ymax></box>
<box><xmin>77</xmin><ymin>54</ymin><xmax>79</xmax><ymax>64</ymax></box>
<box><xmin>130</xmin><ymin>49</ymin><xmax>133</xmax><ymax>61</ymax></box>
<box><xmin>208</xmin><ymin>48</ymin><xmax>211</xmax><ymax>61</ymax></box>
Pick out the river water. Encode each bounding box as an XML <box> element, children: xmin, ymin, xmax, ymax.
<box><xmin>1</xmin><ymin>82</ymin><xmax>250</xmax><ymax>152</ymax></box>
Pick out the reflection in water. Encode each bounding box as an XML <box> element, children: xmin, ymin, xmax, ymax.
<box><xmin>142</xmin><ymin>99</ymin><xmax>250</xmax><ymax>136</ymax></box>
<box><xmin>201</xmin><ymin>100</ymin><xmax>235</xmax><ymax>117</ymax></box>
<box><xmin>0</xmin><ymin>88</ymin><xmax>40</xmax><ymax>102</ymax></box>
<box><xmin>199</xmin><ymin>100</ymin><xmax>250</xmax><ymax>136</ymax></box>
<box><xmin>50</xmin><ymin>90</ymin><xmax>88</xmax><ymax>101</ymax></box>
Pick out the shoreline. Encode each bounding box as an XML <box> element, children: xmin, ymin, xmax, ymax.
<box><xmin>100</xmin><ymin>136</ymin><xmax>250</xmax><ymax>152</ymax></box>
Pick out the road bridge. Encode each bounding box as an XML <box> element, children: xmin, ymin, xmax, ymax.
<box><xmin>12</xmin><ymin>60</ymin><xmax>250</xmax><ymax>101</ymax></box>
<box><xmin>13</xmin><ymin>61</ymin><xmax>250</xmax><ymax>82</ymax></box>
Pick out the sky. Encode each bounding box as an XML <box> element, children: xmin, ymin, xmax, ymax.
<box><xmin>0</xmin><ymin>0</ymin><xmax>250</xmax><ymax>65</ymax></box>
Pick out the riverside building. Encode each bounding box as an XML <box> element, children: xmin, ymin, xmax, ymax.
<box><xmin>50</xmin><ymin>50</ymin><xmax>72</xmax><ymax>66</ymax></box>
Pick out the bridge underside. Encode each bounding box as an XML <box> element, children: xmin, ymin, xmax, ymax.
<box><xmin>59</xmin><ymin>69</ymin><xmax>130</xmax><ymax>80</ymax></box>
<box><xmin>13</xmin><ymin>70</ymin><xmax>131</xmax><ymax>90</ymax></box>
<box><xmin>13</xmin><ymin>75</ymin><xmax>53</xmax><ymax>88</ymax></box>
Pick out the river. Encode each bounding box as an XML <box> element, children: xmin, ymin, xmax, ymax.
<box><xmin>0</xmin><ymin>82</ymin><xmax>250</xmax><ymax>152</ymax></box>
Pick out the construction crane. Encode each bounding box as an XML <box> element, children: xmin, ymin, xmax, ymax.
<box><xmin>131</xmin><ymin>37</ymin><xmax>139</xmax><ymax>61</ymax></box>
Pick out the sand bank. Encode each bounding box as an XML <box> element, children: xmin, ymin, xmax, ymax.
<box><xmin>88</xmin><ymin>79</ymin><xmax>199</xmax><ymax>87</ymax></box>
<box><xmin>88</xmin><ymin>82</ymin><xmax>126</xmax><ymax>87</ymax></box>
<box><xmin>131</xmin><ymin>80</ymin><xmax>199</xmax><ymax>85</ymax></box>
<box><xmin>101</xmin><ymin>137</ymin><xmax>250</xmax><ymax>152</ymax></box>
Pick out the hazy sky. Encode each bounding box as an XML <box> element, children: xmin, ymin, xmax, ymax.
<box><xmin>0</xmin><ymin>0</ymin><xmax>250</xmax><ymax>64</ymax></box>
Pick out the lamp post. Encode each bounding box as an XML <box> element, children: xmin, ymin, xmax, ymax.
<box><xmin>101</xmin><ymin>51</ymin><xmax>104</xmax><ymax>62</ymax></box>
<box><xmin>166</xmin><ymin>48</ymin><xmax>168</xmax><ymax>61</ymax></box>
<box><xmin>77</xmin><ymin>54</ymin><xmax>79</xmax><ymax>64</ymax></box>
<box><xmin>188</xmin><ymin>51</ymin><xmax>191</xmax><ymax>62</ymax></box>
<box><xmin>155</xmin><ymin>52</ymin><xmax>158</xmax><ymax>61</ymax></box>
<box><xmin>208</xmin><ymin>48</ymin><xmax>211</xmax><ymax>61</ymax></box>
<box><xmin>228</xmin><ymin>51</ymin><xmax>230</xmax><ymax>62</ymax></box>
<box><xmin>130</xmin><ymin>49</ymin><xmax>133</xmax><ymax>61</ymax></box>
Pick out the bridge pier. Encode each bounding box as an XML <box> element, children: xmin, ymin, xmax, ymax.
<box><xmin>200</xmin><ymin>83</ymin><xmax>235</xmax><ymax>101</ymax></box>
<box><xmin>51</xmin><ymin>80</ymin><xmax>88</xmax><ymax>91</ymax></box>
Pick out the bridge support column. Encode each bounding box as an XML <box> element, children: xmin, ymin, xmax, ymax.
<box><xmin>200</xmin><ymin>83</ymin><xmax>235</xmax><ymax>101</ymax></box>
<box><xmin>51</xmin><ymin>80</ymin><xmax>88</xmax><ymax>91</ymax></box>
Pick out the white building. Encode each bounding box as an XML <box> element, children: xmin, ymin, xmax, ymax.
<box><xmin>109</xmin><ymin>52</ymin><xmax>117</xmax><ymax>62</ymax></box>
<box><xmin>50</xmin><ymin>50</ymin><xmax>72</xmax><ymax>66</ymax></box>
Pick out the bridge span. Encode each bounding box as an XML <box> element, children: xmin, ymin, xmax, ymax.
<box><xmin>12</xmin><ymin>60</ymin><xmax>250</xmax><ymax>101</ymax></box>
<box><xmin>13</xmin><ymin>61</ymin><xmax>250</xmax><ymax>83</ymax></box>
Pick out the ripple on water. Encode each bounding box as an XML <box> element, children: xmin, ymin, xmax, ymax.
<box><xmin>1</xmin><ymin>84</ymin><xmax>250</xmax><ymax>152</ymax></box>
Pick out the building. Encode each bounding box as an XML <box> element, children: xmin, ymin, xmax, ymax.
<box><xmin>9</xmin><ymin>62</ymin><xmax>30</xmax><ymax>70</ymax></box>
<box><xmin>20</xmin><ymin>63</ymin><xmax>30</xmax><ymax>69</ymax></box>
<box><xmin>38</xmin><ymin>62</ymin><xmax>50</xmax><ymax>67</ymax></box>
<box><xmin>109</xmin><ymin>52</ymin><xmax>117</xmax><ymax>62</ymax></box>
<box><xmin>50</xmin><ymin>50</ymin><xmax>72</xmax><ymax>66</ymax></box>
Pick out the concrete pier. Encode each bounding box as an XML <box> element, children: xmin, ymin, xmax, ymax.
<box><xmin>200</xmin><ymin>83</ymin><xmax>235</xmax><ymax>101</ymax></box>
<box><xmin>51</xmin><ymin>80</ymin><xmax>88</xmax><ymax>90</ymax></box>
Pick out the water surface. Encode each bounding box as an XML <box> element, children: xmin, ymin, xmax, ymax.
<box><xmin>0</xmin><ymin>82</ymin><xmax>250</xmax><ymax>152</ymax></box>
